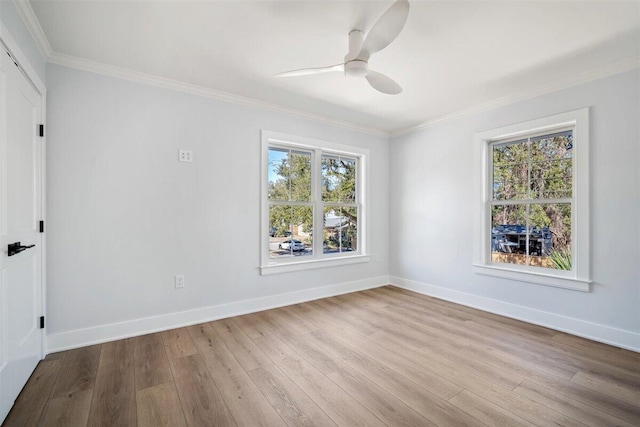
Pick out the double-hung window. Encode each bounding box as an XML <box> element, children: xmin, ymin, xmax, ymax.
<box><xmin>473</xmin><ymin>109</ymin><xmax>591</xmax><ymax>291</ymax></box>
<box><xmin>261</xmin><ymin>131</ymin><xmax>369</xmax><ymax>275</ymax></box>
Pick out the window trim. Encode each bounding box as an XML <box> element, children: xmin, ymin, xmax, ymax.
<box><xmin>260</xmin><ymin>131</ymin><xmax>369</xmax><ymax>275</ymax></box>
<box><xmin>472</xmin><ymin>109</ymin><xmax>591</xmax><ymax>292</ymax></box>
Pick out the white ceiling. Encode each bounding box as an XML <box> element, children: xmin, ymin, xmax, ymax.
<box><xmin>26</xmin><ymin>0</ymin><xmax>640</xmax><ymax>134</ymax></box>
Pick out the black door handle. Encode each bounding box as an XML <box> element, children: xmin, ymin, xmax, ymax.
<box><xmin>8</xmin><ymin>242</ymin><xmax>35</xmax><ymax>257</ymax></box>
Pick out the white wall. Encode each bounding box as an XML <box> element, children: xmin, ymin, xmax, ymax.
<box><xmin>45</xmin><ymin>64</ymin><xmax>389</xmax><ymax>350</ymax></box>
<box><xmin>390</xmin><ymin>69</ymin><xmax>640</xmax><ymax>350</ymax></box>
<box><xmin>0</xmin><ymin>1</ymin><xmax>46</xmax><ymax>83</ymax></box>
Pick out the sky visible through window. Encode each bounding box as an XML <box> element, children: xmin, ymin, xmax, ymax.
<box><xmin>268</xmin><ymin>148</ymin><xmax>288</xmax><ymax>186</ymax></box>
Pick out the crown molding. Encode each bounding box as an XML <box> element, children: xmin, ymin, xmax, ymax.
<box><xmin>47</xmin><ymin>52</ymin><xmax>389</xmax><ymax>138</ymax></box>
<box><xmin>11</xmin><ymin>0</ymin><xmax>52</xmax><ymax>57</ymax></box>
<box><xmin>390</xmin><ymin>56</ymin><xmax>640</xmax><ymax>137</ymax></box>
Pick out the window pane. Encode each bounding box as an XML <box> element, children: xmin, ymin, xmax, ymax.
<box><xmin>322</xmin><ymin>155</ymin><xmax>357</xmax><ymax>203</ymax></box>
<box><xmin>269</xmin><ymin>205</ymin><xmax>313</xmax><ymax>259</ymax></box>
<box><xmin>268</xmin><ymin>148</ymin><xmax>289</xmax><ymax>201</ymax></box>
<box><xmin>491</xmin><ymin>205</ymin><xmax>527</xmax><ymax>266</ymax></box>
<box><xmin>493</xmin><ymin>165</ymin><xmax>528</xmax><ymax>200</ymax></box>
<box><xmin>492</xmin><ymin>140</ymin><xmax>529</xmax><ymax>200</ymax></box>
<box><xmin>268</xmin><ymin>148</ymin><xmax>311</xmax><ymax>201</ymax></box>
<box><xmin>491</xmin><ymin>203</ymin><xmax>571</xmax><ymax>270</ymax></box>
<box><xmin>323</xmin><ymin>206</ymin><xmax>358</xmax><ymax>254</ymax></box>
<box><xmin>530</xmin><ymin>132</ymin><xmax>573</xmax><ymax>199</ymax></box>
<box><xmin>530</xmin><ymin>203</ymin><xmax>572</xmax><ymax>270</ymax></box>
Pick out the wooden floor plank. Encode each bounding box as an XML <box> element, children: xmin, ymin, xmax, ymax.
<box><xmin>330</xmin><ymin>327</ymin><xmax>463</xmax><ymax>401</ymax></box>
<box><xmin>296</xmin><ymin>301</ymin><xmax>374</xmax><ymax>339</ymax></box>
<box><xmin>462</xmin><ymin>380</ymin><xmax>586</xmax><ymax>427</ymax></box>
<box><xmin>231</xmin><ymin>312</ymin><xmax>271</xmax><ymax>339</ymax></box>
<box><xmin>3</xmin><ymin>360</ymin><xmax>62</xmax><ymax>427</ymax></box>
<box><xmin>133</xmin><ymin>333</ymin><xmax>173</xmax><ymax>391</ymax></box>
<box><xmin>273</xmin><ymin>305</ymin><xmax>320</xmax><ymax>334</ymax></box>
<box><xmin>43</xmin><ymin>351</ymin><xmax>67</xmax><ymax>362</ymax></box>
<box><xmin>253</xmin><ymin>308</ymin><xmax>306</xmax><ymax>337</ymax></box>
<box><xmin>550</xmin><ymin>332</ymin><xmax>640</xmax><ymax>373</ymax></box>
<box><xmin>526</xmin><ymin>374</ymin><xmax>640</xmax><ymax>425</ymax></box>
<box><xmin>192</xmin><ymin>335</ymin><xmax>286</xmax><ymax>426</ymax></box>
<box><xmin>209</xmin><ymin>318</ymin><xmax>272</xmax><ymax>371</ymax></box>
<box><xmin>374</xmin><ymin>327</ymin><xmax>525</xmax><ymax>390</ymax></box>
<box><xmin>310</xmin><ymin>329</ymin><xmax>484</xmax><ymax>426</ymax></box>
<box><xmin>394</xmin><ymin>296</ymin><xmax>631</xmax><ymax>382</ymax></box>
<box><xmin>338</xmin><ymin>291</ymin><xmax>393</xmax><ymax>309</ymax></box>
<box><xmin>514</xmin><ymin>379</ymin><xmax>637</xmax><ymax>427</ymax></box>
<box><xmin>87</xmin><ymin>339</ymin><xmax>137</xmax><ymax>427</ymax></box>
<box><xmin>160</xmin><ymin>327</ymin><xmax>198</xmax><ymax>360</ymax></box>
<box><xmin>274</xmin><ymin>329</ymin><xmax>341</xmax><ymax>375</ymax></box>
<box><xmin>170</xmin><ymin>354</ymin><xmax>237</xmax><ymax>427</ymax></box>
<box><xmin>251</xmin><ymin>311</ymin><xmax>342</xmax><ymax>375</ymax></box>
<box><xmin>281</xmin><ymin>302</ymin><xmax>334</xmax><ymax>331</ymax></box>
<box><xmin>306</xmin><ymin>298</ymin><xmax>378</xmax><ymax>336</ymax></box>
<box><xmin>327</xmin><ymin>367</ymin><xmax>436</xmax><ymax>426</ymax></box>
<box><xmin>571</xmin><ymin>369</ymin><xmax>640</xmax><ymax>406</ymax></box>
<box><xmin>449</xmin><ymin>390</ymin><xmax>536</xmax><ymax>427</ymax></box>
<box><xmin>38</xmin><ymin>388</ymin><xmax>93</xmax><ymax>427</ymax></box>
<box><xmin>136</xmin><ymin>382</ymin><xmax>186</xmax><ymax>427</ymax></box>
<box><xmin>253</xmin><ymin>333</ymin><xmax>385</xmax><ymax>426</ymax></box>
<box><xmin>50</xmin><ymin>344</ymin><xmax>101</xmax><ymax>399</ymax></box>
<box><xmin>378</xmin><ymin>302</ymin><xmax>579</xmax><ymax>380</ymax></box>
<box><xmin>185</xmin><ymin>322</ymin><xmax>219</xmax><ymax>342</ymax></box>
<box><xmin>248</xmin><ymin>364</ymin><xmax>336</xmax><ymax>427</ymax></box>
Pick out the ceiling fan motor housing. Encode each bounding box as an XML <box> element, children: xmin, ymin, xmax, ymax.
<box><xmin>344</xmin><ymin>60</ymin><xmax>369</xmax><ymax>78</ymax></box>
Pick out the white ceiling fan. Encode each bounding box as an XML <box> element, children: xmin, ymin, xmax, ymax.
<box><xmin>275</xmin><ymin>0</ymin><xmax>410</xmax><ymax>95</ymax></box>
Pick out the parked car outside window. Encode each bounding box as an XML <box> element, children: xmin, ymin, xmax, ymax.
<box><xmin>279</xmin><ymin>239</ymin><xmax>305</xmax><ymax>251</ymax></box>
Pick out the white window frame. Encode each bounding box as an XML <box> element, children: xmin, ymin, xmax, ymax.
<box><xmin>260</xmin><ymin>131</ymin><xmax>369</xmax><ymax>275</ymax></box>
<box><xmin>472</xmin><ymin>108</ymin><xmax>591</xmax><ymax>291</ymax></box>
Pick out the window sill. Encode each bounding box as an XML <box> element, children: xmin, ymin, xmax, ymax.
<box><xmin>261</xmin><ymin>254</ymin><xmax>370</xmax><ymax>276</ymax></box>
<box><xmin>472</xmin><ymin>264</ymin><xmax>591</xmax><ymax>292</ymax></box>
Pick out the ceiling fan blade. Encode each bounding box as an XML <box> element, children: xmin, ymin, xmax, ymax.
<box><xmin>358</xmin><ymin>0</ymin><xmax>410</xmax><ymax>60</ymax></box>
<box><xmin>366</xmin><ymin>70</ymin><xmax>402</xmax><ymax>94</ymax></box>
<box><xmin>274</xmin><ymin>64</ymin><xmax>344</xmax><ymax>78</ymax></box>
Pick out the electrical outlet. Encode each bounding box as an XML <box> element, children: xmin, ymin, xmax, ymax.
<box><xmin>178</xmin><ymin>150</ymin><xmax>193</xmax><ymax>163</ymax></box>
<box><xmin>175</xmin><ymin>275</ymin><xmax>185</xmax><ymax>289</ymax></box>
<box><xmin>375</xmin><ymin>254</ymin><xmax>382</xmax><ymax>262</ymax></box>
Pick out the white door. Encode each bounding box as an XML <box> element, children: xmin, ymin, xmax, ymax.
<box><xmin>0</xmin><ymin>45</ymin><xmax>44</xmax><ymax>423</ymax></box>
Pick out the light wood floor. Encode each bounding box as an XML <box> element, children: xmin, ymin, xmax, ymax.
<box><xmin>4</xmin><ymin>286</ymin><xmax>640</xmax><ymax>426</ymax></box>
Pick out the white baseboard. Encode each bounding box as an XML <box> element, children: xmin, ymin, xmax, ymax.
<box><xmin>47</xmin><ymin>275</ymin><xmax>390</xmax><ymax>353</ymax></box>
<box><xmin>390</xmin><ymin>276</ymin><xmax>640</xmax><ymax>353</ymax></box>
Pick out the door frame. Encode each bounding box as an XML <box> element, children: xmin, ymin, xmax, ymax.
<box><xmin>0</xmin><ymin>20</ymin><xmax>47</xmax><ymax>358</ymax></box>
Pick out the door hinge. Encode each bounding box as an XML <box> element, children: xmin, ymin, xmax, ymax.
<box><xmin>38</xmin><ymin>124</ymin><xmax>44</xmax><ymax>137</ymax></box>
<box><xmin>7</xmin><ymin>51</ymin><xmax>18</xmax><ymax>67</ymax></box>
<box><xmin>39</xmin><ymin>316</ymin><xmax>45</xmax><ymax>329</ymax></box>
<box><xmin>39</xmin><ymin>220</ymin><xmax>44</xmax><ymax>233</ymax></box>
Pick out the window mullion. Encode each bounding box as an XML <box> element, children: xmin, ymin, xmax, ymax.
<box><xmin>269</xmin><ymin>200</ymin><xmax>313</xmax><ymax>207</ymax></box>
<box><xmin>312</xmin><ymin>148</ymin><xmax>323</xmax><ymax>258</ymax></box>
<box><xmin>491</xmin><ymin>197</ymin><xmax>572</xmax><ymax>206</ymax></box>
<box><xmin>288</xmin><ymin>148</ymin><xmax>292</xmax><ymax>201</ymax></box>
<box><xmin>527</xmin><ymin>137</ymin><xmax>532</xmax><ymax>200</ymax></box>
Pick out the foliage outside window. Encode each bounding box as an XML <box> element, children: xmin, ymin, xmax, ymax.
<box><xmin>261</xmin><ymin>131</ymin><xmax>368</xmax><ymax>274</ymax></box>
<box><xmin>473</xmin><ymin>109</ymin><xmax>591</xmax><ymax>291</ymax></box>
